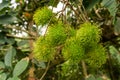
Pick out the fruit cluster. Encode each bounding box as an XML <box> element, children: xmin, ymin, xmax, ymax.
<box><xmin>33</xmin><ymin>7</ymin><xmax>106</xmax><ymax>71</ymax></box>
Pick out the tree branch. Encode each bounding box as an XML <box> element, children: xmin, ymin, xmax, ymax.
<box><xmin>6</xmin><ymin>34</ymin><xmax>35</xmax><ymax>40</ymax></box>
<box><xmin>81</xmin><ymin>60</ymin><xmax>88</xmax><ymax>78</ymax></box>
<box><xmin>40</xmin><ymin>61</ymin><xmax>50</xmax><ymax>80</ymax></box>
<box><xmin>6</xmin><ymin>25</ymin><xmax>36</xmax><ymax>37</ymax></box>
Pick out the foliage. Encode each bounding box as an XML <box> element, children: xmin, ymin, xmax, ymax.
<box><xmin>101</xmin><ymin>0</ymin><xmax>118</xmax><ymax>17</ymax></box>
<box><xmin>0</xmin><ymin>54</ymin><xmax>29</xmax><ymax>80</ymax></box>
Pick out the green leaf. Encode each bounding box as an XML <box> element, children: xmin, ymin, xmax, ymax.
<box><xmin>86</xmin><ymin>75</ymin><xmax>103</xmax><ymax>80</ymax></box>
<box><xmin>17</xmin><ymin>40</ymin><xmax>29</xmax><ymax>49</ymax></box>
<box><xmin>5</xmin><ymin>38</ymin><xmax>15</xmax><ymax>45</ymax></box>
<box><xmin>48</xmin><ymin>0</ymin><xmax>59</xmax><ymax>7</ymax></box>
<box><xmin>0</xmin><ymin>73</ymin><xmax>7</xmax><ymax>80</ymax></box>
<box><xmin>7</xmin><ymin>76</ymin><xmax>21</xmax><ymax>80</ymax></box>
<box><xmin>17</xmin><ymin>40</ymin><xmax>29</xmax><ymax>47</ymax></box>
<box><xmin>13</xmin><ymin>57</ymin><xmax>29</xmax><ymax>77</ymax></box>
<box><xmin>32</xmin><ymin>59</ymin><xmax>46</xmax><ymax>69</ymax></box>
<box><xmin>109</xmin><ymin>46</ymin><xmax>120</xmax><ymax>63</ymax></box>
<box><xmin>38</xmin><ymin>61</ymin><xmax>46</xmax><ymax>69</ymax></box>
<box><xmin>86</xmin><ymin>75</ymin><xmax>96</xmax><ymax>80</ymax></box>
<box><xmin>0</xmin><ymin>1</ymin><xmax>9</xmax><ymax>10</ymax></box>
<box><xmin>0</xmin><ymin>14</ymin><xmax>17</xmax><ymax>24</ymax></box>
<box><xmin>4</xmin><ymin>47</ymin><xmax>16</xmax><ymax>67</ymax></box>
<box><xmin>114</xmin><ymin>17</ymin><xmax>120</xmax><ymax>35</ymax></box>
<box><xmin>101</xmin><ymin>0</ymin><xmax>118</xmax><ymax>17</ymax></box>
<box><xmin>17</xmin><ymin>40</ymin><xmax>30</xmax><ymax>52</ymax></box>
<box><xmin>0</xmin><ymin>38</ymin><xmax>5</xmax><ymax>44</ymax></box>
<box><xmin>0</xmin><ymin>61</ymin><xmax>5</xmax><ymax>73</ymax></box>
<box><xmin>86</xmin><ymin>0</ymin><xmax>100</xmax><ymax>10</ymax></box>
<box><xmin>109</xmin><ymin>46</ymin><xmax>119</xmax><ymax>57</ymax></box>
<box><xmin>96</xmin><ymin>77</ymin><xmax>103</xmax><ymax>80</ymax></box>
<box><xmin>0</xmin><ymin>62</ymin><xmax>5</xmax><ymax>68</ymax></box>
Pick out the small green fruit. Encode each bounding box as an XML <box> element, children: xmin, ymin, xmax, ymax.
<box><xmin>61</xmin><ymin>59</ymin><xmax>78</xmax><ymax>77</ymax></box>
<box><xmin>76</xmin><ymin>22</ymin><xmax>101</xmax><ymax>47</ymax></box>
<box><xmin>62</xmin><ymin>37</ymin><xmax>84</xmax><ymax>62</ymax></box>
<box><xmin>33</xmin><ymin>37</ymin><xmax>55</xmax><ymax>62</ymax></box>
<box><xmin>85</xmin><ymin>44</ymin><xmax>107</xmax><ymax>68</ymax></box>
<box><xmin>33</xmin><ymin>7</ymin><xmax>53</xmax><ymax>26</ymax></box>
<box><xmin>46</xmin><ymin>22</ymin><xmax>67</xmax><ymax>46</ymax></box>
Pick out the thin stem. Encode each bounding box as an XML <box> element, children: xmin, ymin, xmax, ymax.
<box><xmin>6</xmin><ymin>25</ymin><xmax>36</xmax><ymax>37</ymax></box>
<box><xmin>6</xmin><ymin>34</ymin><xmax>35</xmax><ymax>40</ymax></box>
<box><xmin>40</xmin><ymin>61</ymin><xmax>50</xmax><ymax>80</ymax></box>
<box><xmin>107</xmin><ymin>52</ymin><xmax>115</xmax><ymax>80</ymax></box>
<box><xmin>43</xmin><ymin>0</ymin><xmax>56</xmax><ymax>36</ymax></box>
<box><xmin>94</xmin><ymin>7</ymin><xmax>102</xmax><ymax>19</ymax></box>
<box><xmin>81</xmin><ymin>60</ymin><xmax>88</xmax><ymax>78</ymax></box>
<box><xmin>27</xmin><ymin>20</ymin><xmax>36</xmax><ymax>80</ymax></box>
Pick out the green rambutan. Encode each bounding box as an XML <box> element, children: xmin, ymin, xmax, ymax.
<box><xmin>46</xmin><ymin>22</ymin><xmax>67</xmax><ymax>46</ymax></box>
<box><xmin>76</xmin><ymin>22</ymin><xmax>101</xmax><ymax>47</ymax></box>
<box><xmin>85</xmin><ymin>44</ymin><xmax>107</xmax><ymax>68</ymax></box>
<box><xmin>33</xmin><ymin>7</ymin><xmax>53</xmax><ymax>26</ymax></box>
<box><xmin>33</xmin><ymin>37</ymin><xmax>55</xmax><ymax>62</ymax></box>
<box><xmin>62</xmin><ymin>37</ymin><xmax>84</xmax><ymax>63</ymax></box>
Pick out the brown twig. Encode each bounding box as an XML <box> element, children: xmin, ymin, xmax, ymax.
<box><xmin>107</xmin><ymin>52</ymin><xmax>115</xmax><ymax>80</ymax></box>
<box><xmin>6</xmin><ymin>25</ymin><xmax>36</xmax><ymax>37</ymax></box>
<box><xmin>81</xmin><ymin>60</ymin><xmax>88</xmax><ymax>78</ymax></box>
<box><xmin>6</xmin><ymin>34</ymin><xmax>35</xmax><ymax>40</ymax></box>
<box><xmin>27</xmin><ymin>20</ymin><xmax>36</xmax><ymax>80</ymax></box>
<box><xmin>43</xmin><ymin>0</ymin><xmax>56</xmax><ymax>36</ymax></box>
<box><xmin>94</xmin><ymin>7</ymin><xmax>102</xmax><ymax>19</ymax></box>
<box><xmin>39</xmin><ymin>61</ymin><xmax>50</xmax><ymax>80</ymax></box>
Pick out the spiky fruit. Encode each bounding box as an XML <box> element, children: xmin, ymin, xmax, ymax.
<box><xmin>85</xmin><ymin>44</ymin><xmax>107</xmax><ymax>68</ymax></box>
<box><xmin>60</xmin><ymin>22</ymin><xmax>107</xmax><ymax>78</ymax></box>
<box><xmin>61</xmin><ymin>59</ymin><xmax>78</xmax><ymax>77</ymax></box>
<box><xmin>33</xmin><ymin>37</ymin><xmax>55</xmax><ymax>62</ymax></box>
<box><xmin>65</xmin><ymin>26</ymin><xmax>76</xmax><ymax>38</ymax></box>
<box><xmin>33</xmin><ymin>22</ymin><xmax>75</xmax><ymax>62</ymax></box>
<box><xmin>33</xmin><ymin>7</ymin><xmax>53</xmax><ymax>26</ymax></box>
<box><xmin>76</xmin><ymin>22</ymin><xmax>101</xmax><ymax>48</ymax></box>
<box><xmin>62</xmin><ymin>37</ymin><xmax>84</xmax><ymax>63</ymax></box>
<box><xmin>46</xmin><ymin>22</ymin><xmax>67</xmax><ymax>46</ymax></box>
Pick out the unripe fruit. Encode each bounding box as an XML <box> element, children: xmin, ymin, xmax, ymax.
<box><xmin>62</xmin><ymin>37</ymin><xmax>84</xmax><ymax>63</ymax></box>
<box><xmin>33</xmin><ymin>37</ymin><xmax>55</xmax><ymax>62</ymax></box>
<box><xmin>33</xmin><ymin>7</ymin><xmax>53</xmax><ymax>26</ymax></box>
<box><xmin>85</xmin><ymin>44</ymin><xmax>107</xmax><ymax>68</ymax></box>
<box><xmin>76</xmin><ymin>22</ymin><xmax>101</xmax><ymax>47</ymax></box>
<box><xmin>62</xmin><ymin>22</ymin><xmax>106</xmax><ymax>69</ymax></box>
<box><xmin>46</xmin><ymin>22</ymin><xmax>67</xmax><ymax>46</ymax></box>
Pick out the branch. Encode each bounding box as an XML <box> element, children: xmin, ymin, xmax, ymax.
<box><xmin>44</xmin><ymin>0</ymin><xmax>57</xmax><ymax>36</ymax></box>
<box><xmin>6</xmin><ymin>34</ymin><xmax>35</xmax><ymax>40</ymax></box>
<box><xmin>81</xmin><ymin>60</ymin><xmax>88</xmax><ymax>78</ymax></box>
<box><xmin>65</xmin><ymin>1</ymin><xmax>82</xmax><ymax>22</ymax></box>
<box><xmin>6</xmin><ymin>25</ymin><xmax>36</xmax><ymax>37</ymax></box>
<box><xmin>39</xmin><ymin>61</ymin><xmax>50</xmax><ymax>80</ymax></box>
<box><xmin>94</xmin><ymin>7</ymin><xmax>102</xmax><ymax>19</ymax></box>
<box><xmin>66</xmin><ymin>2</ymin><xmax>79</xmax><ymax>16</ymax></box>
